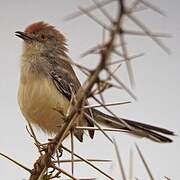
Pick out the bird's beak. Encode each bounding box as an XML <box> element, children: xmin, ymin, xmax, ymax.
<box><xmin>15</xmin><ymin>31</ymin><xmax>33</xmax><ymax>41</ymax></box>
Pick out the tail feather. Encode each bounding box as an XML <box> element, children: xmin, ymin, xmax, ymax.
<box><xmin>93</xmin><ymin>109</ymin><xmax>174</xmax><ymax>143</ymax></box>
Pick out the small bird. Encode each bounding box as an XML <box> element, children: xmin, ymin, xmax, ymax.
<box><xmin>16</xmin><ymin>21</ymin><xmax>174</xmax><ymax>143</ymax></box>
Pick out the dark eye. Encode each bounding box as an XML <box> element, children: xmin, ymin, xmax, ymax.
<box><xmin>41</xmin><ymin>34</ymin><xmax>46</xmax><ymax>39</ymax></box>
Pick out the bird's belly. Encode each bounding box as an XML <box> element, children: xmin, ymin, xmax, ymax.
<box><xmin>18</xmin><ymin>76</ymin><xmax>69</xmax><ymax>134</ymax></box>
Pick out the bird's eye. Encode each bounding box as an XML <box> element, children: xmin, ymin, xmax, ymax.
<box><xmin>41</xmin><ymin>34</ymin><xmax>46</xmax><ymax>40</ymax></box>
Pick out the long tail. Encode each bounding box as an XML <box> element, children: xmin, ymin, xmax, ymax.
<box><xmin>92</xmin><ymin>109</ymin><xmax>175</xmax><ymax>143</ymax></box>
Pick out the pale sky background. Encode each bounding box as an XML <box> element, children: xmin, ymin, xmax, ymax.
<box><xmin>0</xmin><ymin>0</ymin><xmax>180</xmax><ymax>179</ymax></box>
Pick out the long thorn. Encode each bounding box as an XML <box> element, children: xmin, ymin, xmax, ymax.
<box><xmin>53</xmin><ymin>159</ymin><xmax>111</xmax><ymax>163</ymax></box>
<box><xmin>70</xmin><ymin>130</ymin><xmax>74</xmax><ymax>176</ymax></box>
<box><xmin>27</xmin><ymin>122</ymin><xmax>42</xmax><ymax>155</ymax></box>
<box><xmin>106</xmin><ymin>68</ymin><xmax>137</xmax><ymax>100</ymax></box>
<box><xmin>135</xmin><ymin>143</ymin><xmax>155</xmax><ymax>180</ymax></box>
<box><xmin>113</xmin><ymin>138</ymin><xmax>127</xmax><ymax>180</ymax></box>
<box><xmin>119</xmin><ymin>32</ymin><xmax>135</xmax><ymax>88</ymax></box>
<box><xmin>62</xmin><ymin>146</ymin><xmax>114</xmax><ymax>179</ymax></box>
<box><xmin>84</xmin><ymin>101</ymin><xmax>131</xmax><ymax>109</ymax></box>
<box><xmin>75</xmin><ymin>126</ymin><xmax>129</xmax><ymax>133</ymax></box>
<box><xmin>92</xmin><ymin>0</ymin><xmax>113</xmax><ymax>22</ymax></box>
<box><xmin>138</xmin><ymin>0</ymin><xmax>166</xmax><ymax>16</ymax></box>
<box><xmin>129</xmin><ymin>148</ymin><xmax>133</xmax><ymax>180</ymax></box>
<box><xmin>51</xmin><ymin>163</ymin><xmax>78</xmax><ymax>180</ymax></box>
<box><xmin>79</xmin><ymin>7</ymin><xmax>111</xmax><ymax>30</ymax></box>
<box><xmin>0</xmin><ymin>152</ymin><xmax>31</xmax><ymax>173</ymax></box>
<box><xmin>84</xmin><ymin>112</ymin><xmax>113</xmax><ymax>143</ymax></box>
<box><xmin>127</xmin><ymin>14</ymin><xmax>171</xmax><ymax>54</ymax></box>
<box><xmin>64</xmin><ymin>0</ymin><xmax>116</xmax><ymax>21</ymax></box>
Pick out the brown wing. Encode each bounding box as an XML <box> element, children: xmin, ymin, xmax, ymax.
<box><xmin>49</xmin><ymin>56</ymin><xmax>94</xmax><ymax>141</ymax></box>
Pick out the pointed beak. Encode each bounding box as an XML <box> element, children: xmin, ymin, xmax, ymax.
<box><xmin>15</xmin><ymin>31</ymin><xmax>33</xmax><ymax>41</ymax></box>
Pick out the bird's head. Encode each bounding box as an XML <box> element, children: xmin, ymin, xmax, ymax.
<box><xmin>15</xmin><ymin>21</ymin><xmax>67</xmax><ymax>55</ymax></box>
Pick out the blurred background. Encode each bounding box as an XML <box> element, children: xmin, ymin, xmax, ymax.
<box><xmin>0</xmin><ymin>0</ymin><xmax>180</xmax><ymax>179</ymax></box>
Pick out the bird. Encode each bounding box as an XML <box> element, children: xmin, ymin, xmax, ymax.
<box><xmin>15</xmin><ymin>21</ymin><xmax>174</xmax><ymax>143</ymax></box>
